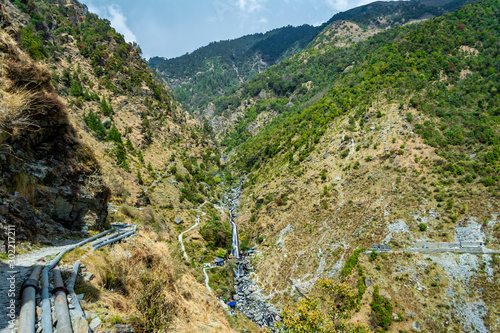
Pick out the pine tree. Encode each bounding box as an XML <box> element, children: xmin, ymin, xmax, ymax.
<box><xmin>101</xmin><ymin>96</ymin><xmax>112</xmax><ymax>116</ymax></box>
<box><xmin>137</xmin><ymin>150</ymin><xmax>145</xmax><ymax>163</ymax></box>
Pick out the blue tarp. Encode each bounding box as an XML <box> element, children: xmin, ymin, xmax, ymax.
<box><xmin>228</xmin><ymin>301</ymin><xmax>237</xmax><ymax>307</ymax></box>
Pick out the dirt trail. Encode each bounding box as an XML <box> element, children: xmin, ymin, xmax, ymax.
<box><xmin>0</xmin><ymin>239</ymin><xmax>83</xmax><ymax>332</ymax></box>
<box><xmin>178</xmin><ymin>201</ymin><xmax>210</xmax><ymax>261</ymax></box>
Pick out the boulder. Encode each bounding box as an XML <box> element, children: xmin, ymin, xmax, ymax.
<box><xmin>70</xmin><ymin>312</ymin><xmax>90</xmax><ymax>333</ymax></box>
<box><xmin>89</xmin><ymin>317</ymin><xmax>102</xmax><ymax>330</ymax></box>
<box><xmin>175</xmin><ymin>216</ymin><xmax>183</xmax><ymax>225</ymax></box>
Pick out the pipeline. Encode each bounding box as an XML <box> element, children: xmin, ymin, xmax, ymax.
<box><xmin>52</xmin><ymin>267</ymin><xmax>72</xmax><ymax>333</ymax></box>
<box><xmin>67</xmin><ymin>260</ymin><xmax>91</xmax><ymax>333</ymax></box>
<box><xmin>18</xmin><ymin>265</ymin><xmax>43</xmax><ymax>333</ymax></box>
<box><xmin>92</xmin><ymin>225</ymin><xmax>136</xmax><ymax>251</ymax></box>
<box><xmin>89</xmin><ymin>231</ymin><xmax>120</xmax><ymax>247</ymax></box>
<box><xmin>40</xmin><ymin>228</ymin><xmax>113</xmax><ymax>333</ymax></box>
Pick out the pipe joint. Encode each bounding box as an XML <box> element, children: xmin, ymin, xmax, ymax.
<box><xmin>21</xmin><ymin>278</ymin><xmax>40</xmax><ymax>293</ymax></box>
<box><xmin>51</xmin><ymin>285</ymin><xmax>70</xmax><ymax>295</ymax></box>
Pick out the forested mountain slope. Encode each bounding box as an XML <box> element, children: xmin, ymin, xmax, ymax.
<box><xmin>192</xmin><ymin>0</ymin><xmax>475</xmax><ymax>142</ymax></box>
<box><xmin>0</xmin><ymin>0</ymin><xmax>247</xmax><ymax>331</ymax></box>
<box><xmin>150</xmin><ymin>0</ymin><xmax>472</xmax><ymax>118</ymax></box>
<box><xmin>149</xmin><ymin>24</ymin><xmax>320</xmax><ymax>113</ymax></box>
<box><xmin>223</xmin><ymin>0</ymin><xmax>499</xmax><ymax>331</ymax></box>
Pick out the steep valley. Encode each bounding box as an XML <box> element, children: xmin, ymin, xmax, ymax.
<box><xmin>0</xmin><ymin>0</ymin><xmax>499</xmax><ymax>332</ymax></box>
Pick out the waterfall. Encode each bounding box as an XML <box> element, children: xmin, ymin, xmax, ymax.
<box><xmin>224</xmin><ymin>177</ymin><xmax>281</xmax><ymax>330</ymax></box>
<box><xmin>229</xmin><ymin>208</ymin><xmax>239</xmax><ymax>258</ymax></box>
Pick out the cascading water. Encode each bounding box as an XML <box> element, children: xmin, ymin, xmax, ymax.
<box><xmin>229</xmin><ymin>208</ymin><xmax>239</xmax><ymax>259</ymax></box>
<box><xmin>225</xmin><ymin>178</ymin><xmax>280</xmax><ymax>330</ymax></box>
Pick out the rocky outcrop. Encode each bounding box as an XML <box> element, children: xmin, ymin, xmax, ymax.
<box><xmin>0</xmin><ymin>21</ymin><xmax>109</xmax><ymax>248</ymax></box>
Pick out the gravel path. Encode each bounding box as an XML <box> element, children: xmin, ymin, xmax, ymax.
<box><xmin>0</xmin><ymin>239</ymin><xmax>83</xmax><ymax>332</ymax></box>
<box><xmin>178</xmin><ymin>201</ymin><xmax>209</xmax><ymax>261</ymax></box>
<box><xmin>178</xmin><ymin>215</ymin><xmax>199</xmax><ymax>261</ymax></box>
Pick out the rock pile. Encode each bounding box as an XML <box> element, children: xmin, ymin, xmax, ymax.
<box><xmin>234</xmin><ymin>260</ymin><xmax>280</xmax><ymax>330</ymax></box>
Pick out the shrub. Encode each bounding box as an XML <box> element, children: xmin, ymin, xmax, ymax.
<box><xmin>20</xmin><ymin>28</ymin><xmax>45</xmax><ymax>60</ymax></box>
<box><xmin>341</xmin><ymin>248</ymin><xmax>365</xmax><ymax>278</ymax></box>
<box><xmin>200</xmin><ymin>215</ymin><xmax>231</xmax><ymax>250</ymax></box>
<box><xmin>370</xmin><ymin>285</ymin><xmax>393</xmax><ymax>330</ymax></box>
<box><xmin>406</xmin><ymin>112</ymin><xmax>413</xmax><ymax>123</ymax></box>
<box><xmin>370</xmin><ymin>250</ymin><xmax>378</xmax><ymax>261</ymax></box>
<box><xmin>481</xmin><ymin>177</ymin><xmax>496</xmax><ymax>187</ymax></box>
<box><xmin>419</xmin><ymin>223</ymin><xmax>427</xmax><ymax>232</ymax></box>
<box><xmin>341</xmin><ymin>149</ymin><xmax>349</xmax><ymax>158</ymax></box>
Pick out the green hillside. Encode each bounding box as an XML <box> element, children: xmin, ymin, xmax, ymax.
<box><xmin>322</xmin><ymin>0</ymin><xmax>473</xmax><ymax>27</ymax></box>
<box><xmin>223</xmin><ymin>1</ymin><xmax>499</xmax><ymax>331</ymax></box>
<box><xmin>148</xmin><ymin>25</ymin><xmax>320</xmax><ymax>112</ymax></box>
<box><xmin>224</xmin><ymin>0</ymin><xmax>499</xmax><ymax>183</ymax></box>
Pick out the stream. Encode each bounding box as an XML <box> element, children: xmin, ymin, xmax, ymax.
<box><xmin>224</xmin><ymin>180</ymin><xmax>280</xmax><ymax>330</ymax></box>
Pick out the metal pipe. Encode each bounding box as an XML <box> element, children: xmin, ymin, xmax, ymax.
<box><xmin>40</xmin><ymin>228</ymin><xmax>114</xmax><ymax>333</ymax></box>
<box><xmin>93</xmin><ymin>226</ymin><xmax>136</xmax><ymax>251</ymax></box>
<box><xmin>40</xmin><ymin>268</ymin><xmax>52</xmax><ymax>333</ymax></box>
<box><xmin>52</xmin><ymin>267</ymin><xmax>72</xmax><ymax>333</ymax></box>
<box><xmin>66</xmin><ymin>261</ymin><xmax>91</xmax><ymax>333</ymax></box>
<box><xmin>89</xmin><ymin>231</ymin><xmax>121</xmax><ymax>247</ymax></box>
<box><xmin>18</xmin><ymin>265</ymin><xmax>43</xmax><ymax>333</ymax></box>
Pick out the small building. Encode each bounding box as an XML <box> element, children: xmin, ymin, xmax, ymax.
<box><xmin>369</xmin><ymin>244</ymin><xmax>392</xmax><ymax>252</ymax></box>
<box><xmin>212</xmin><ymin>257</ymin><xmax>225</xmax><ymax>267</ymax></box>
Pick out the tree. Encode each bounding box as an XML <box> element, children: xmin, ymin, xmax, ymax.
<box><xmin>83</xmin><ymin>110</ymin><xmax>106</xmax><ymax>140</ymax></box>
<box><xmin>107</xmin><ymin>125</ymin><xmax>123</xmax><ymax>144</ymax></box>
<box><xmin>70</xmin><ymin>79</ymin><xmax>83</xmax><ymax>96</ymax></box>
<box><xmin>136</xmin><ymin>170</ymin><xmax>144</xmax><ymax>185</ymax></box>
<box><xmin>101</xmin><ymin>96</ymin><xmax>112</xmax><ymax>116</ymax></box>
<box><xmin>138</xmin><ymin>150</ymin><xmax>145</xmax><ymax>163</ymax></box>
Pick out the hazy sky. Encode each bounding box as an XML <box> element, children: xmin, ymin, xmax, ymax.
<box><xmin>80</xmin><ymin>0</ymin><xmax>379</xmax><ymax>59</ymax></box>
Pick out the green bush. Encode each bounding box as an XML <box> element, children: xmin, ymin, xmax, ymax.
<box><xmin>406</xmin><ymin>112</ymin><xmax>413</xmax><ymax>123</ymax></box>
<box><xmin>419</xmin><ymin>223</ymin><xmax>427</xmax><ymax>232</ymax></box>
<box><xmin>370</xmin><ymin>285</ymin><xmax>393</xmax><ymax>330</ymax></box>
<box><xmin>200</xmin><ymin>214</ymin><xmax>231</xmax><ymax>250</ymax></box>
<box><xmin>341</xmin><ymin>248</ymin><xmax>365</xmax><ymax>278</ymax></box>
<box><xmin>83</xmin><ymin>110</ymin><xmax>106</xmax><ymax>140</ymax></box>
<box><xmin>20</xmin><ymin>27</ymin><xmax>45</xmax><ymax>60</ymax></box>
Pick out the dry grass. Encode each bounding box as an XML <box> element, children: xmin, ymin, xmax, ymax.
<box><xmin>0</xmin><ymin>88</ymin><xmax>38</xmax><ymax>135</ymax></box>
<box><xmin>76</xmin><ymin>233</ymin><xmax>236</xmax><ymax>332</ymax></box>
<box><xmin>0</xmin><ymin>30</ymin><xmax>68</xmax><ymax>142</ymax></box>
<box><xmin>81</xmin><ymin>239</ymin><xmax>178</xmax><ymax>327</ymax></box>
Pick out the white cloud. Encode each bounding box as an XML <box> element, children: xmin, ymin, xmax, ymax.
<box><xmin>324</xmin><ymin>0</ymin><xmax>373</xmax><ymax>11</ymax></box>
<box><xmin>107</xmin><ymin>4</ymin><xmax>136</xmax><ymax>42</ymax></box>
<box><xmin>236</xmin><ymin>0</ymin><xmax>266</xmax><ymax>13</ymax></box>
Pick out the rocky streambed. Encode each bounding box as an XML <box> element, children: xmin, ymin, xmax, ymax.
<box><xmin>233</xmin><ymin>260</ymin><xmax>281</xmax><ymax>329</ymax></box>
<box><xmin>224</xmin><ymin>180</ymin><xmax>281</xmax><ymax>330</ymax></box>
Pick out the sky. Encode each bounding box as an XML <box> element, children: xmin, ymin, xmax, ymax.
<box><xmin>80</xmin><ymin>0</ymin><xmax>380</xmax><ymax>60</ymax></box>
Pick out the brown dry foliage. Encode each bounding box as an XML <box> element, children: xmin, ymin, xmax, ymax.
<box><xmin>83</xmin><ymin>240</ymin><xmax>180</xmax><ymax>329</ymax></box>
<box><xmin>0</xmin><ymin>29</ymin><xmax>69</xmax><ymax>141</ymax></box>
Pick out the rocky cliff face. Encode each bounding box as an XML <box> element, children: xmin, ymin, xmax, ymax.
<box><xmin>0</xmin><ymin>9</ymin><xmax>109</xmax><ymax>247</ymax></box>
